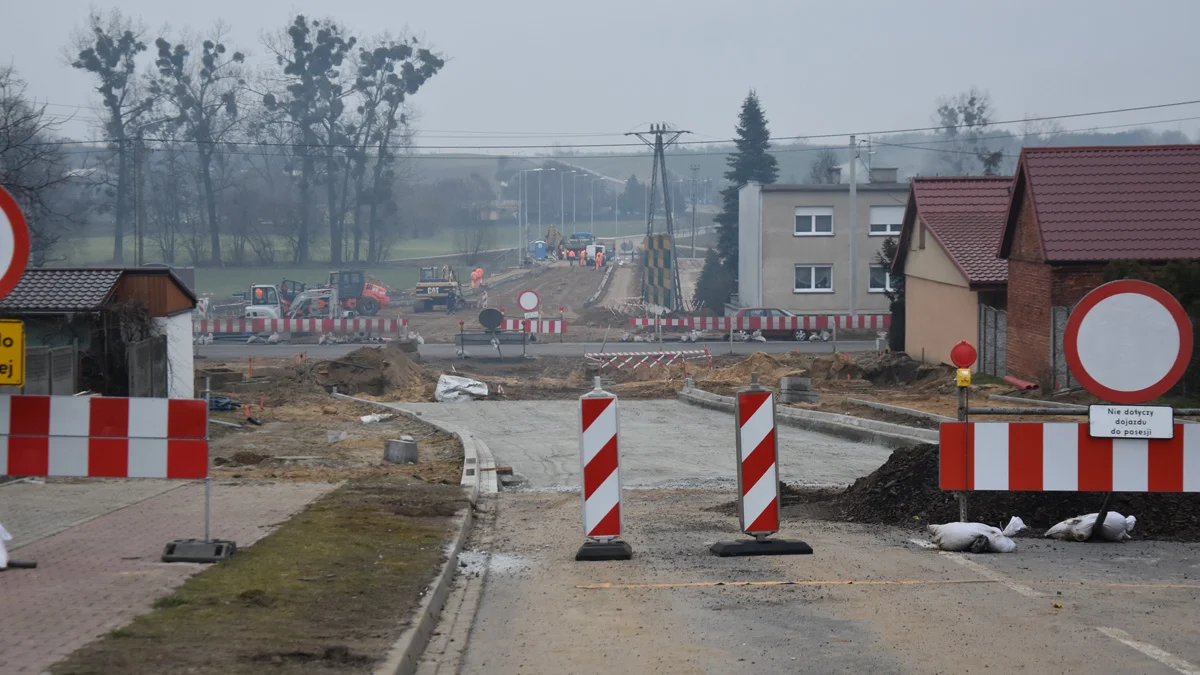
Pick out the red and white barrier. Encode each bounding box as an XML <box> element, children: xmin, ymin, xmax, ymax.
<box><xmin>628</xmin><ymin>315</ymin><xmax>891</xmax><ymax>331</ymax></box>
<box><xmin>580</xmin><ymin>391</ymin><xmax>622</xmax><ymax>539</ymax></box>
<box><xmin>736</xmin><ymin>389</ymin><xmax>780</xmax><ymax>534</ymax></box>
<box><xmin>0</xmin><ymin>395</ymin><xmax>208</xmax><ymax>479</ymax></box>
<box><xmin>584</xmin><ymin>347</ymin><xmax>712</xmax><ymax>371</ymax></box>
<box><xmin>193</xmin><ymin>318</ymin><xmax>406</xmax><ymax>335</ymax></box>
<box><xmin>940</xmin><ymin>422</ymin><xmax>1200</xmax><ymax>492</ymax></box>
<box><xmin>502</xmin><ymin>319</ymin><xmax>567</xmax><ymax>334</ymax></box>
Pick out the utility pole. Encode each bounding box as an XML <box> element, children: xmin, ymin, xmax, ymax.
<box><xmin>689</xmin><ymin>164</ymin><xmax>699</xmax><ymax>258</ymax></box>
<box><xmin>627</xmin><ymin>123</ymin><xmax>690</xmax><ymax>310</ymax></box>
<box><xmin>848</xmin><ymin>135</ymin><xmax>858</xmax><ymax>316</ymax></box>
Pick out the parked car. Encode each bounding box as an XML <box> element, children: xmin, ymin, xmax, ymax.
<box><xmin>733</xmin><ymin>307</ymin><xmax>806</xmax><ymax>341</ymax></box>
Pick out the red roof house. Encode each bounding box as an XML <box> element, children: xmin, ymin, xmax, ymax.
<box><xmin>893</xmin><ymin>176</ymin><xmax>1012</xmax><ymax>370</ymax></box>
<box><xmin>998</xmin><ymin>145</ymin><xmax>1200</xmax><ymax>387</ymax></box>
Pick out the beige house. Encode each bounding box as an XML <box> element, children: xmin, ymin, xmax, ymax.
<box><xmin>736</xmin><ymin>169</ymin><xmax>909</xmax><ymax>314</ymax></box>
<box><xmin>892</xmin><ymin>176</ymin><xmax>1010</xmax><ymax>371</ymax></box>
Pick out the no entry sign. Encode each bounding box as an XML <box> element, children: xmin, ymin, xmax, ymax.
<box><xmin>0</xmin><ymin>186</ymin><xmax>31</xmax><ymax>301</ymax></box>
<box><xmin>518</xmin><ymin>290</ymin><xmax>540</xmax><ymax>313</ymax></box>
<box><xmin>1064</xmin><ymin>279</ymin><xmax>1193</xmax><ymax>404</ymax></box>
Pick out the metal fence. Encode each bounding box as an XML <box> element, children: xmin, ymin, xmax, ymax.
<box><xmin>0</xmin><ymin>345</ymin><xmax>79</xmax><ymax>396</ymax></box>
<box><xmin>127</xmin><ymin>336</ymin><xmax>168</xmax><ymax>398</ymax></box>
<box><xmin>977</xmin><ymin>305</ymin><xmax>1008</xmax><ymax>377</ymax></box>
<box><xmin>1050</xmin><ymin>306</ymin><xmax>1078</xmax><ymax>391</ymax></box>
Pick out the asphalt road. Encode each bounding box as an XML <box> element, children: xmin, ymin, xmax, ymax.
<box><xmin>197</xmin><ymin>339</ymin><xmax>879</xmax><ymax>360</ymax></box>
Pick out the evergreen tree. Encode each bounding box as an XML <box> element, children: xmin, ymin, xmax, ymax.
<box><xmin>693</xmin><ymin>248</ymin><xmax>734</xmax><ymax>314</ymax></box>
<box><xmin>714</xmin><ymin>91</ymin><xmax>779</xmax><ymax>276</ymax></box>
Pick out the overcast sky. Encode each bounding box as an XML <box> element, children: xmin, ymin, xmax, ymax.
<box><xmin>5</xmin><ymin>0</ymin><xmax>1200</xmax><ymax>152</ymax></box>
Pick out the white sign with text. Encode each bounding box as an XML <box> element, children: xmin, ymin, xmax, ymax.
<box><xmin>1088</xmin><ymin>405</ymin><xmax>1174</xmax><ymax>439</ymax></box>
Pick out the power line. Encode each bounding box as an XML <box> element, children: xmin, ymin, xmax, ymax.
<box><xmin>20</xmin><ymin>97</ymin><xmax>1200</xmax><ymax>152</ymax></box>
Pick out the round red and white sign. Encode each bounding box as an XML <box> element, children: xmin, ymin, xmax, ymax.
<box><xmin>1064</xmin><ymin>279</ymin><xmax>1193</xmax><ymax>404</ymax></box>
<box><xmin>518</xmin><ymin>290</ymin><xmax>540</xmax><ymax>312</ymax></box>
<box><xmin>0</xmin><ymin>186</ymin><xmax>31</xmax><ymax>301</ymax></box>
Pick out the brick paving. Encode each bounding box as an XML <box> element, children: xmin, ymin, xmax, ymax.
<box><xmin>0</xmin><ymin>480</ymin><xmax>334</xmax><ymax>674</ymax></box>
<box><xmin>0</xmin><ymin>479</ymin><xmax>181</xmax><ymax>548</ymax></box>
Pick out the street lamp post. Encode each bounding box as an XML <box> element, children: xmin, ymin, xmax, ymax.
<box><xmin>590</xmin><ymin>177</ymin><xmax>605</xmax><ymax>231</ymax></box>
<box><xmin>560</xmin><ymin>169</ymin><xmax>573</xmax><ymax>230</ymax></box>
<box><xmin>572</xmin><ymin>172</ymin><xmax>588</xmax><ymax>225</ymax></box>
<box><xmin>519</xmin><ymin>168</ymin><xmax>542</xmax><ymax>265</ymax></box>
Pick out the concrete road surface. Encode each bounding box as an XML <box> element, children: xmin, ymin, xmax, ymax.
<box><xmin>392</xmin><ymin>400</ymin><xmax>891</xmax><ymax>489</ymax></box>
<box><xmin>197</xmin><ymin>339</ymin><xmax>877</xmax><ymax>360</ymax></box>
<box><xmin>433</xmin><ymin>490</ymin><xmax>1200</xmax><ymax>675</ymax></box>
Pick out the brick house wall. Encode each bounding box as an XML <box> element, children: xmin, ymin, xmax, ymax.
<box><xmin>1005</xmin><ymin>185</ymin><xmax>1052</xmax><ymax>383</ymax></box>
<box><xmin>1051</xmin><ymin>265</ymin><xmax>1106</xmax><ymax>307</ymax></box>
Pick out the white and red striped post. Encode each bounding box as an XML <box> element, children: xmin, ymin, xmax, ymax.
<box><xmin>576</xmin><ymin>377</ymin><xmax>632</xmax><ymax>561</ymax></box>
<box><xmin>711</xmin><ymin>373</ymin><xmax>812</xmax><ymax>556</ymax></box>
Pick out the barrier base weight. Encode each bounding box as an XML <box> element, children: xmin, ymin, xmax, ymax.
<box><xmin>576</xmin><ymin>540</ymin><xmax>633</xmax><ymax>561</ymax></box>
<box><xmin>710</xmin><ymin>538</ymin><xmax>813</xmax><ymax>557</ymax></box>
<box><xmin>162</xmin><ymin>538</ymin><xmax>238</xmax><ymax>564</ymax></box>
<box><xmin>0</xmin><ymin>560</ymin><xmax>37</xmax><ymax>570</ymax></box>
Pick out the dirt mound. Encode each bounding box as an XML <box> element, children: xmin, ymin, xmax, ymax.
<box><xmin>314</xmin><ymin>344</ymin><xmax>434</xmax><ymax>397</ymax></box>
<box><xmin>832</xmin><ymin>444</ymin><xmax>1200</xmax><ymax>541</ymax></box>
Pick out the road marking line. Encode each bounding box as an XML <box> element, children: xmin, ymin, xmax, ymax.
<box><xmin>1097</xmin><ymin>627</ymin><xmax>1200</xmax><ymax>675</ymax></box>
<box><xmin>909</xmin><ymin>538</ymin><xmax>1042</xmax><ymax>598</ymax></box>
<box><xmin>576</xmin><ymin>579</ymin><xmax>997</xmax><ymax>590</ymax></box>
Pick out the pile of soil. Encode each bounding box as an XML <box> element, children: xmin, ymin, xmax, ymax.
<box><xmin>313</xmin><ymin>343</ymin><xmax>434</xmax><ymax>397</ymax></box>
<box><xmin>832</xmin><ymin>444</ymin><xmax>1200</xmax><ymax>541</ymax></box>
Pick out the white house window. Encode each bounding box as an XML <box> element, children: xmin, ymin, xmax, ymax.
<box><xmin>795</xmin><ymin>264</ymin><xmax>833</xmax><ymax>293</ymax></box>
<box><xmin>869</xmin><ymin>265</ymin><xmax>893</xmax><ymax>293</ymax></box>
<box><xmin>794</xmin><ymin>207</ymin><xmax>834</xmax><ymax>236</ymax></box>
<box><xmin>869</xmin><ymin>205</ymin><xmax>904</xmax><ymax>235</ymax></box>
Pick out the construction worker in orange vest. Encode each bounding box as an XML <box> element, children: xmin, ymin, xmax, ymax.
<box><xmin>568</xmin><ymin>249</ymin><xmax>576</xmax><ymax>266</ymax></box>
<box><xmin>595</xmin><ymin>249</ymin><xmax>604</xmax><ymax>270</ymax></box>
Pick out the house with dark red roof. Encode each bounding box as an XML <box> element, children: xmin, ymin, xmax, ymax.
<box><xmin>998</xmin><ymin>145</ymin><xmax>1200</xmax><ymax>387</ymax></box>
<box><xmin>893</xmin><ymin>176</ymin><xmax>1011</xmax><ymax>371</ymax></box>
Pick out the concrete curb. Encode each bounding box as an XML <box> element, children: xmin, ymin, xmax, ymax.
<box><xmin>584</xmin><ymin>264</ymin><xmax>615</xmax><ymax>307</ymax></box>
<box><xmin>331</xmin><ymin>393</ymin><xmax>497</xmax><ymax>675</ymax></box>
<box><xmin>677</xmin><ymin>387</ymin><xmax>938</xmax><ymax>447</ymax></box>
<box><xmin>846</xmin><ymin>397</ymin><xmax>956</xmax><ymax>424</ymax></box>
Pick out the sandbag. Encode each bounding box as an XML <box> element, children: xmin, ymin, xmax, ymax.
<box><xmin>1045</xmin><ymin>512</ymin><xmax>1136</xmax><ymax>542</ymax></box>
<box><xmin>927</xmin><ymin>516</ymin><xmax>1027</xmax><ymax>553</ymax></box>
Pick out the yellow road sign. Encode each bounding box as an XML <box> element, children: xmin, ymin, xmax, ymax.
<box><xmin>0</xmin><ymin>319</ymin><xmax>25</xmax><ymax>386</ymax></box>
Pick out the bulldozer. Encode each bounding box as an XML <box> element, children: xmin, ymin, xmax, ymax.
<box><xmin>412</xmin><ymin>265</ymin><xmax>463</xmax><ymax>313</ymax></box>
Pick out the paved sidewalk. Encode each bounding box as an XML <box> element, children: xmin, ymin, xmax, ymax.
<box><xmin>0</xmin><ymin>480</ymin><xmax>334</xmax><ymax>674</ymax></box>
<box><xmin>1</xmin><ymin>479</ymin><xmax>181</xmax><ymax>548</ymax></box>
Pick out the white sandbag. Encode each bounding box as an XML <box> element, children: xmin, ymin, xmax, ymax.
<box><xmin>435</xmin><ymin>375</ymin><xmax>489</xmax><ymax>402</ymax></box>
<box><xmin>927</xmin><ymin>516</ymin><xmax>1027</xmax><ymax>553</ymax></box>
<box><xmin>1045</xmin><ymin>512</ymin><xmax>1136</xmax><ymax>542</ymax></box>
<box><xmin>0</xmin><ymin>522</ymin><xmax>11</xmax><ymax>570</ymax></box>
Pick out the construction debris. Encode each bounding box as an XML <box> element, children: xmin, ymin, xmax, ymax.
<box><xmin>435</xmin><ymin>375</ymin><xmax>489</xmax><ymax>402</ymax></box>
<box><xmin>1045</xmin><ymin>512</ymin><xmax>1137</xmax><ymax>542</ymax></box>
<box><xmin>927</xmin><ymin>517</ymin><xmax>1026</xmax><ymax>553</ymax></box>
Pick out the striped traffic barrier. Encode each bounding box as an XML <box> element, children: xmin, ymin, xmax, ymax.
<box><xmin>502</xmin><ymin>319</ymin><xmax>567</xmax><ymax>334</ymax></box>
<box><xmin>193</xmin><ymin>318</ymin><xmax>406</xmax><ymax>335</ymax></box>
<box><xmin>629</xmin><ymin>315</ymin><xmax>891</xmax><ymax>330</ymax></box>
<box><xmin>711</xmin><ymin>373</ymin><xmax>813</xmax><ymax>557</ymax></box>
<box><xmin>0</xmin><ymin>394</ymin><xmax>235</xmax><ymax>564</ymax></box>
<box><xmin>576</xmin><ymin>377</ymin><xmax>632</xmax><ymax>561</ymax></box>
<box><xmin>939</xmin><ymin>422</ymin><xmax>1200</xmax><ymax>492</ymax></box>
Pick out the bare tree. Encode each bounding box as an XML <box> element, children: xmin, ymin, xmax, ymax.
<box><xmin>68</xmin><ymin>9</ymin><xmax>151</xmax><ymax>262</ymax></box>
<box><xmin>0</xmin><ymin>67</ymin><xmax>83</xmax><ymax>265</ymax></box>
<box><xmin>149</xmin><ymin>23</ymin><xmax>246</xmax><ymax>266</ymax></box>
<box><xmin>261</xmin><ymin>15</ymin><xmax>356</xmax><ymax>264</ymax></box>
<box><xmin>806</xmin><ymin>147</ymin><xmax>840</xmax><ymax>184</ymax></box>
<box><xmin>934</xmin><ymin>87</ymin><xmax>1003</xmax><ymax>175</ymax></box>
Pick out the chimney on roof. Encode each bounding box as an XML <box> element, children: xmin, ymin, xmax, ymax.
<box><xmin>870</xmin><ymin>167</ymin><xmax>898</xmax><ymax>183</ymax></box>
<box><xmin>830</xmin><ymin>166</ymin><xmax>842</xmax><ymax>183</ymax></box>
